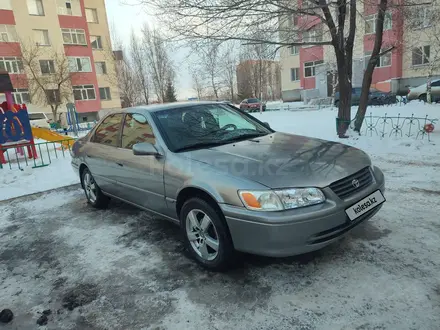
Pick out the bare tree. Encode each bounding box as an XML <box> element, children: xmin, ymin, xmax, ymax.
<box><xmin>142</xmin><ymin>25</ymin><xmax>174</xmax><ymax>102</ymax></box>
<box><xmin>199</xmin><ymin>40</ymin><xmax>223</xmax><ymax>100</ymax></box>
<box><xmin>220</xmin><ymin>41</ymin><xmax>238</xmax><ymax>102</ymax></box>
<box><xmin>19</xmin><ymin>42</ymin><xmax>76</xmax><ymax>123</ymax></box>
<box><xmin>130</xmin><ymin>30</ymin><xmax>150</xmax><ymax>105</ymax></box>
<box><xmin>190</xmin><ymin>66</ymin><xmax>206</xmax><ymax>100</ymax></box>
<box><xmin>140</xmin><ymin>0</ymin><xmax>427</xmax><ymax>137</ymax></box>
<box><xmin>115</xmin><ymin>56</ymin><xmax>142</xmax><ymax>108</ymax></box>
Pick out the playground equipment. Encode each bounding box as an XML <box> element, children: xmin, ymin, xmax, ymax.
<box><xmin>31</xmin><ymin>127</ymin><xmax>74</xmax><ymax>149</ymax></box>
<box><xmin>0</xmin><ymin>71</ymin><xmax>38</xmax><ymax>165</ymax></box>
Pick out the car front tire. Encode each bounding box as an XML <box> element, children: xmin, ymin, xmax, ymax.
<box><xmin>181</xmin><ymin>197</ymin><xmax>235</xmax><ymax>271</ymax></box>
<box><xmin>81</xmin><ymin>168</ymin><xmax>110</xmax><ymax>209</ymax></box>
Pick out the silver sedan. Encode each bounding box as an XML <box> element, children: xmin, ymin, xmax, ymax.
<box><xmin>71</xmin><ymin>102</ymin><xmax>386</xmax><ymax>271</ymax></box>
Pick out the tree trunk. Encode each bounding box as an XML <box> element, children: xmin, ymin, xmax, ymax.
<box><xmin>354</xmin><ymin>58</ymin><xmax>376</xmax><ymax>132</ymax></box>
<box><xmin>51</xmin><ymin>106</ymin><xmax>59</xmax><ymax>124</ymax></box>
<box><xmin>336</xmin><ymin>56</ymin><xmax>352</xmax><ymax>137</ymax></box>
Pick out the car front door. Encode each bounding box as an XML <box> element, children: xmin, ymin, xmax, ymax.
<box><xmin>112</xmin><ymin>112</ymin><xmax>167</xmax><ymax>214</ymax></box>
<box><xmin>85</xmin><ymin>113</ymin><xmax>124</xmax><ymax>196</ymax></box>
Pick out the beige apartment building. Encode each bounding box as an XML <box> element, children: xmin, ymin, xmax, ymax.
<box><xmin>0</xmin><ymin>0</ymin><xmax>120</xmax><ymax>123</ymax></box>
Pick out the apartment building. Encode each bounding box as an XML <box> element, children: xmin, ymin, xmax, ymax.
<box><xmin>0</xmin><ymin>0</ymin><xmax>120</xmax><ymax>122</ymax></box>
<box><xmin>280</xmin><ymin>1</ymin><xmax>440</xmax><ymax>101</ymax></box>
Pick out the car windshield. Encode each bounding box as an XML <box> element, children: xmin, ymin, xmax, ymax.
<box><xmin>247</xmin><ymin>98</ymin><xmax>259</xmax><ymax>103</ymax></box>
<box><xmin>153</xmin><ymin>104</ymin><xmax>272</xmax><ymax>152</ymax></box>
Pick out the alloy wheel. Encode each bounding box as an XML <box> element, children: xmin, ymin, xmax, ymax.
<box><xmin>185</xmin><ymin>209</ymin><xmax>220</xmax><ymax>261</ymax></box>
<box><xmin>83</xmin><ymin>172</ymin><xmax>97</xmax><ymax>203</ymax></box>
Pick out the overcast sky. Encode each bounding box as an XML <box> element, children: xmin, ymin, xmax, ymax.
<box><xmin>105</xmin><ymin>0</ymin><xmax>194</xmax><ymax>100</ymax></box>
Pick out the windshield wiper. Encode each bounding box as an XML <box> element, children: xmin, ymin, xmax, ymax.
<box><xmin>224</xmin><ymin>132</ymin><xmax>268</xmax><ymax>143</ymax></box>
<box><xmin>174</xmin><ymin>141</ymin><xmax>229</xmax><ymax>152</ymax></box>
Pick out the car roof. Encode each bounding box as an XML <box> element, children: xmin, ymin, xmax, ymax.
<box><xmin>120</xmin><ymin>101</ymin><xmax>224</xmax><ymax>115</ymax></box>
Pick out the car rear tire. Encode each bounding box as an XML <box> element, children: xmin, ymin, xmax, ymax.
<box><xmin>181</xmin><ymin>197</ymin><xmax>235</xmax><ymax>271</ymax></box>
<box><xmin>334</xmin><ymin>100</ymin><xmax>339</xmax><ymax>108</ymax></box>
<box><xmin>81</xmin><ymin>168</ymin><xmax>110</xmax><ymax>209</ymax></box>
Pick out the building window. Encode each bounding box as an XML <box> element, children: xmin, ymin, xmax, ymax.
<box><xmin>365</xmin><ymin>12</ymin><xmax>392</xmax><ymax>34</ymax></box>
<box><xmin>95</xmin><ymin>62</ymin><xmax>107</xmax><ymax>74</ymax></box>
<box><xmin>90</xmin><ymin>36</ymin><xmax>102</xmax><ymax>49</ymax></box>
<box><xmin>99</xmin><ymin>87</ymin><xmax>111</xmax><ymax>100</ymax></box>
<box><xmin>0</xmin><ymin>25</ymin><xmax>17</xmax><ymax>42</ymax></box>
<box><xmin>290</xmin><ymin>68</ymin><xmax>300</xmax><ymax>81</ymax></box>
<box><xmin>73</xmin><ymin>85</ymin><xmax>96</xmax><ymax>101</ymax></box>
<box><xmin>12</xmin><ymin>89</ymin><xmax>30</xmax><ymax>104</ymax></box>
<box><xmin>0</xmin><ymin>0</ymin><xmax>12</xmax><ymax>10</ymax></box>
<box><xmin>0</xmin><ymin>57</ymin><xmax>23</xmax><ymax>74</ymax></box>
<box><xmin>33</xmin><ymin>29</ymin><xmax>50</xmax><ymax>46</ymax></box>
<box><xmin>39</xmin><ymin>60</ymin><xmax>56</xmax><ymax>74</ymax></box>
<box><xmin>290</xmin><ymin>46</ymin><xmax>299</xmax><ymax>55</ymax></box>
<box><xmin>68</xmin><ymin>57</ymin><xmax>92</xmax><ymax>72</ymax></box>
<box><xmin>302</xmin><ymin>27</ymin><xmax>323</xmax><ymax>44</ymax></box>
<box><xmin>412</xmin><ymin>46</ymin><xmax>430</xmax><ymax>66</ymax></box>
<box><xmin>45</xmin><ymin>89</ymin><xmax>61</xmax><ymax>103</ymax></box>
<box><xmin>27</xmin><ymin>0</ymin><xmax>44</xmax><ymax>15</ymax></box>
<box><xmin>57</xmin><ymin>0</ymin><xmax>81</xmax><ymax>16</ymax></box>
<box><xmin>85</xmin><ymin>8</ymin><xmax>98</xmax><ymax>23</ymax></box>
<box><xmin>413</xmin><ymin>7</ymin><xmax>431</xmax><ymax>29</ymax></box>
<box><xmin>364</xmin><ymin>51</ymin><xmax>392</xmax><ymax>68</ymax></box>
<box><xmin>304</xmin><ymin>60</ymin><xmax>324</xmax><ymax>77</ymax></box>
<box><xmin>62</xmin><ymin>28</ymin><xmax>86</xmax><ymax>45</ymax></box>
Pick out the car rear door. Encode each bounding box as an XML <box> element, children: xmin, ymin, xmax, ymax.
<box><xmin>84</xmin><ymin>113</ymin><xmax>124</xmax><ymax>196</ymax></box>
<box><xmin>112</xmin><ymin>112</ymin><xmax>167</xmax><ymax>214</ymax></box>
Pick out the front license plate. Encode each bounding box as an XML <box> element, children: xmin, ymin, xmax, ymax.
<box><xmin>345</xmin><ymin>190</ymin><xmax>385</xmax><ymax>221</ymax></box>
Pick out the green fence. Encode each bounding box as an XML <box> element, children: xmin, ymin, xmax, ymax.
<box><xmin>0</xmin><ymin>139</ymin><xmax>76</xmax><ymax>170</ymax></box>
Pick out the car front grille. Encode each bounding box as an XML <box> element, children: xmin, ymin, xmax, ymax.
<box><xmin>329</xmin><ymin>167</ymin><xmax>373</xmax><ymax>200</ymax></box>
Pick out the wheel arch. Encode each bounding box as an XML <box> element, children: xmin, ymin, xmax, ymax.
<box><xmin>176</xmin><ymin>186</ymin><xmax>223</xmax><ymax>220</ymax></box>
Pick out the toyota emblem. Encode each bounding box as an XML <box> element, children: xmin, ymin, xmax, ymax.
<box><xmin>352</xmin><ymin>179</ymin><xmax>360</xmax><ymax>188</ymax></box>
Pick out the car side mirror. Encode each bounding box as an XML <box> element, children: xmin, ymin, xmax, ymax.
<box><xmin>133</xmin><ymin>142</ymin><xmax>160</xmax><ymax>156</ymax></box>
<box><xmin>263</xmin><ymin>122</ymin><xmax>271</xmax><ymax>129</ymax></box>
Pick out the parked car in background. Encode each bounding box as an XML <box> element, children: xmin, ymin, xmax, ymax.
<box><xmin>239</xmin><ymin>98</ymin><xmax>266</xmax><ymax>112</ymax></box>
<box><xmin>28</xmin><ymin>112</ymin><xmax>51</xmax><ymax>129</ymax></box>
<box><xmin>407</xmin><ymin>79</ymin><xmax>440</xmax><ymax>102</ymax></box>
<box><xmin>334</xmin><ymin>88</ymin><xmax>397</xmax><ymax>107</ymax></box>
<box><xmin>71</xmin><ymin>102</ymin><xmax>385</xmax><ymax>271</ymax></box>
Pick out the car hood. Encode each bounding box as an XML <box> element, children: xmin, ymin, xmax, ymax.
<box><xmin>185</xmin><ymin>132</ymin><xmax>371</xmax><ymax>188</ymax></box>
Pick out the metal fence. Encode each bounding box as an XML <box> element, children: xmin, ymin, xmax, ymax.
<box><xmin>0</xmin><ymin>139</ymin><xmax>75</xmax><ymax>170</ymax></box>
<box><xmin>352</xmin><ymin>113</ymin><xmax>438</xmax><ymax>141</ymax></box>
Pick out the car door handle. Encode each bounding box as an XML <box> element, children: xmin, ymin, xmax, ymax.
<box><xmin>116</xmin><ymin>162</ymin><xmax>124</xmax><ymax>167</ymax></box>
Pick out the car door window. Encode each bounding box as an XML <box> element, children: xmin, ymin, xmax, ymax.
<box><xmin>431</xmin><ymin>80</ymin><xmax>440</xmax><ymax>87</ymax></box>
<box><xmin>121</xmin><ymin>113</ymin><xmax>156</xmax><ymax>149</ymax></box>
<box><xmin>91</xmin><ymin>113</ymin><xmax>123</xmax><ymax>147</ymax></box>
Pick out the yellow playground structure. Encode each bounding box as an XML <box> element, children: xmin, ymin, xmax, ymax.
<box><xmin>31</xmin><ymin>127</ymin><xmax>75</xmax><ymax>149</ymax></box>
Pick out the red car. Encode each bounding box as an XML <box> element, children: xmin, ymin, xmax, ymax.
<box><xmin>239</xmin><ymin>98</ymin><xmax>266</xmax><ymax>112</ymax></box>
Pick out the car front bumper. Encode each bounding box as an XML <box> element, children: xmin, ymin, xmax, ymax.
<box><xmin>221</xmin><ymin>166</ymin><xmax>385</xmax><ymax>257</ymax></box>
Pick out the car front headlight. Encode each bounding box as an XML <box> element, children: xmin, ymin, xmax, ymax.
<box><xmin>238</xmin><ymin>188</ymin><xmax>325</xmax><ymax>211</ymax></box>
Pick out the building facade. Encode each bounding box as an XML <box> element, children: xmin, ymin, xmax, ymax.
<box><xmin>279</xmin><ymin>1</ymin><xmax>440</xmax><ymax>101</ymax></box>
<box><xmin>0</xmin><ymin>0</ymin><xmax>120</xmax><ymax>122</ymax></box>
